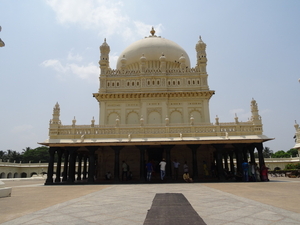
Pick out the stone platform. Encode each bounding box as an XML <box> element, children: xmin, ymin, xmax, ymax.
<box><xmin>0</xmin><ymin>177</ymin><xmax>300</xmax><ymax>224</ymax></box>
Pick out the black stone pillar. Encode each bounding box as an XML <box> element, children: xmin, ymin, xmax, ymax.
<box><xmin>164</xmin><ymin>145</ymin><xmax>173</xmax><ymax>180</ymax></box>
<box><xmin>87</xmin><ymin>146</ymin><xmax>98</xmax><ymax>183</ymax></box>
<box><xmin>45</xmin><ymin>147</ymin><xmax>56</xmax><ymax>184</ymax></box>
<box><xmin>55</xmin><ymin>148</ymin><xmax>63</xmax><ymax>183</ymax></box>
<box><xmin>62</xmin><ymin>149</ymin><xmax>69</xmax><ymax>182</ymax></box>
<box><xmin>224</xmin><ymin>153</ymin><xmax>229</xmax><ymax>171</ymax></box>
<box><xmin>233</xmin><ymin>144</ymin><xmax>244</xmax><ymax>174</ymax></box>
<box><xmin>228</xmin><ymin>151</ymin><xmax>235</xmax><ymax>174</ymax></box>
<box><xmin>77</xmin><ymin>153</ymin><xmax>83</xmax><ymax>181</ymax></box>
<box><xmin>67</xmin><ymin>148</ymin><xmax>77</xmax><ymax>183</ymax></box>
<box><xmin>83</xmin><ymin>154</ymin><xmax>88</xmax><ymax>180</ymax></box>
<box><xmin>137</xmin><ymin>145</ymin><xmax>148</xmax><ymax>182</ymax></box>
<box><xmin>242</xmin><ymin>148</ymin><xmax>248</xmax><ymax>163</ymax></box>
<box><xmin>213</xmin><ymin>145</ymin><xmax>225</xmax><ymax>181</ymax></box>
<box><xmin>248</xmin><ymin>145</ymin><xmax>256</xmax><ymax>164</ymax></box>
<box><xmin>111</xmin><ymin>146</ymin><xmax>123</xmax><ymax>182</ymax></box>
<box><xmin>187</xmin><ymin>144</ymin><xmax>200</xmax><ymax>181</ymax></box>
<box><xmin>255</xmin><ymin>143</ymin><xmax>265</xmax><ymax>170</ymax></box>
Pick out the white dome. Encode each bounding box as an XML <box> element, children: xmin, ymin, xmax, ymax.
<box><xmin>116</xmin><ymin>36</ymin><xmax>191</xmax><ymax>70</ymax></box>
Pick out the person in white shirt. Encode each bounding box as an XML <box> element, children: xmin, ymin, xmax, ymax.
<box><xmin>159</xmin><ymin>158</ymin><xmax>167</xmax><ymax>180</ymax></box>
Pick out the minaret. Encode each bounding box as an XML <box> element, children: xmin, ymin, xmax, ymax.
<box><xmin>99</xmin><ymin>38</ymin><xmax>110</xmax><ymax>74</ymax></box>
<box><xmin>195</xmin><ymin>36</ymin><xmax>207</xmax><ymax>73</ymax></box>
<box><xmin>50</xmin><ymin>102</ymin><xmax>61</xmax><ymax>128</ymax></box>
<box><xmin>250</xmin><ymin>98</ymin><xmax>262</xmax><ymax>125</ymax></box>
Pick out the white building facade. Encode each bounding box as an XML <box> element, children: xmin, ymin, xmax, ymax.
<box><xmin>41</xmin><ymin>28</ymin><xmax>272</xmax><ymax>184</ymax></box>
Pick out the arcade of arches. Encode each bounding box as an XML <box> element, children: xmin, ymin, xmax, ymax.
<box><xmin>45</xmin><ymin>142</ymin><xmax>266</xmax><ymax>184</ymax></box>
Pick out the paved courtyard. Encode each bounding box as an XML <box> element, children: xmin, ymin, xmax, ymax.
<box><xmin>0</xmin><ymin>176</ymin><xmax>300</xmax><ymax>224</ymax></box>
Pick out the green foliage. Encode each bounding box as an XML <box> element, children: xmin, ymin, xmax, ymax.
<box><xmin>22</xmin><ymin>146</ymin><xmax>49</xmax><ymax>163</ymax></box>
<box><xmin>272</xmin><ymin>150</ymin><xmax>290</xmax><ymax>158</ymax></box>
<box><xmin>286</xmin><ymin>148</ymin><xmax>298</xmax><ymax>157</ymax></box>
<box><xmin>285</xmin><ymin>163</ymin><xmax>300</xmax><ymax>170</ymax></box>
<box><xmin>0</xmin><ymin>146</ymin><xmax>49</xmax><ymax>163</ymax></box>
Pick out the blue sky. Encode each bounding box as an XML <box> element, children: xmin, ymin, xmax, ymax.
<box><xmin>1</xmin><ymin>0</ymin><xmax>300</xmax><ymax>152</ymax></box>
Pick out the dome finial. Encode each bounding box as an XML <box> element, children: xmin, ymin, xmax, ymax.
<box><xmin>150</xmin><ymin>27</ymin><xmax>155</xmax><ymax>36</ymax></box>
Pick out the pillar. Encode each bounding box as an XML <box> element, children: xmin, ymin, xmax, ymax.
<box><xmin>137</xmin><ymin>145</ymin><xmax>148</xmax><ymax>182</ymax></box>
<box><xmin>213</xmin><ymin>144</ymin><xmax>225</xmax><ymax>181</ymax></box>
<box><xmin>45</xmin><ymin>147</ymin><xmax>56</xmax><ymax>184</ymax></box>
<box><xmin>255</xmin><ymin>143</ymin><xmax>265</xmax><ymax>170</ymax></box>
<box><xmin>164</xmin><ymin>145</ymin><xmax>173</xmax><ymax>180</ymax></box>
<box><xmin>83</xmin><ymin>154</ymin><xmax>88</xmax><ymax>180</ymax></box>
<box><xmin>248</xmin><ymin>145</ymin><xmax>256</xmax><ymax>164</ymax></box>
<box><xmin>87</xmin><ymin>146</ymin><xmax>98</xmax><ymax>183</ymax></box>
<box><xmin>233</xmin><ymin>144</ymin><xmax>244</xmax><ymax>174</ymax></box>
<box><xmin>77</xmin><ymin>153</ymin><xmax>83</xmax><ymax>181</ymax></box>
<box><xmin>187</xmin><ymin>144</ymin><xmax>200</xmax><ymax>181</ymax></box>
<box><xmin>111</xmin><ymin>146</ymin><xmax>124</xmax><ymax>182</ymax></box>
<box><xmin>223</xmin><ymin>152</ymin><xmax>229</xmax><ymax>171</ymax></box>
<box><xmin>67</xmin><ymin>148</ymin><xmax>77</xmax><ymax>183</ymax></box>
<box><xmin>55</xmin><ymin>148</ymin><xmax>63</xmax><ymax>183</ymax></box>
<box><xmin>228</xmin><ymin>151</ymin><xmax>235</xmax><ymax>174</ymax></box>
<box><xmin>62</xmin><ymin>149</ymin><xmax>69</xmax><ymax>182</ymax></box>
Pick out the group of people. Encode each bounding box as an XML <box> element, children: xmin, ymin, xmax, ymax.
<box><xmin>241</xmin><ymin>161</ymin><xmax>269</xmax><ymax>182</ymax></box>
<box><xmin>146</xmin><ymin>158</ymin><xmax>193</xmax><ymax>182</ymax></box>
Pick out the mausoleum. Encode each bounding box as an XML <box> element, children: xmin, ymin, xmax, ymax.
<box><xmin>41</xmin><ymin>28</ymin><xmax>272</xmax><ymax>184</ymax></box>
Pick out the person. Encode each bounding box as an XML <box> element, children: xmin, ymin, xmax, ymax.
<box><xmin>183</xmin><ymin>172</ymin><xmax>193</xmax><ymax>182</ymax></box>
<box><xmin>183</xmin><ymin>161</ymin><xmax>189</xmax><ymax>173</ymax></box>
<box><xmin>159</xmin><ymin>158</ymin><xmax>167</xmax><ymax>180</ymax></box>
<box><xmin>105</xmin><ymin>171</ymin><xmax>111</xmax><ymax>180</ymax></box>
<box><xmin>146</xmin><ymin>160</ymin><xmax>153</xmax><ymax>181</ymax></box>
<box><xmin>172</xmin><ymin>159</ymin><xmax>180</xmax><ymax>180</ymax></box>
<box><xmin>122</xmin><ymin>160</ymin><xmax>128</xmax><ymax>181</ymax></box>
<box><xmin>242</xmin><ymin>161</ymin><xmax>249</xmax><ymax>182</ymax></box>
<box><xmin>261</xmin><ymin>164</ymin><xmax>269</xmax><ymax>181</ymax></box>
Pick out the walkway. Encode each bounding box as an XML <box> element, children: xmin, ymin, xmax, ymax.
<box><xmin>1</xmin><ymin>177</ymin><xmax>300</xmax><ymax>224</ymax></box>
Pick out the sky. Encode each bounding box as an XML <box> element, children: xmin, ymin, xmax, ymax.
<box><xmin>1</xmin><ymin>0</ymin><xmax>300</xmax><ymax>153</ymax></box>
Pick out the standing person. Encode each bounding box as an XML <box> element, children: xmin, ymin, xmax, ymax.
<box><xmin>146</xmin><ymin>160</ymin><xmax>153</xmax><ymax>181</ymax></box>
<box><xmin>242</xmin><ymin>161</ymin><xmax>249</xmax><ymax>182</ymax></box>
<box><xmin>261</xmin><ymin>164</ymin><xmax>269</xmax><ymax>181</ymax></box>
<box><xmin>159</xmin><ymin>158</ymin><xmax>167</xmax><ymax>180</ymax></box>
<box><xmin>172</xmin><ymin>159</ymin><xmax>180</xmax><ymax>180</ymax></box>
<box><xmin>122</xmin><ymin>160</ymin><xmax>128</xmax><ymax>181</ymax></box>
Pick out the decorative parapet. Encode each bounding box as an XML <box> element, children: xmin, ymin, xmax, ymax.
<box><xmin>48</xmin><ymin>121</ymin><xmax>263</xmax><ymax>140</ymax></box>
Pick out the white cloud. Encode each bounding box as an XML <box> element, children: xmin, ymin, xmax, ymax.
<box><xmin>11</xmin><ymin>125</ymin><xmax>33</xmax><ymax>133</ymax></box>
<box><xmin>41</xmin><ymin>51</ymin><xmax>99</xmax><ymax>82</ymax></box>
<box><xmin>46</xmin><ymin>0</ymin><xmax>162</xmax><ymax>41</ymax></box>
<box><xmin>67</xmin><ymin>51</ymin><xmax>83</xmax><ymax>62</ymax></box>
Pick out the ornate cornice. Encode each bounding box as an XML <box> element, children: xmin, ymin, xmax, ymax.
<box><xmin>93</xmin><ymin>91</ymin><xmax>215</xmax><ymax>101</ymax></box>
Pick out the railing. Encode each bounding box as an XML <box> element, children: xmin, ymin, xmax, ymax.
<box><xmin>49</xmin><ymin>122</ymin><xmax>263</xmax><ymax>139</ymax></box>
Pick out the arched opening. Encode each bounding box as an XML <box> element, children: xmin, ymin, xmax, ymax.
<box><xmin>13</xmin><ymin>173</ymin><xmax>18</xmax><ymax>178</ymax></box>
<box><xmin>31</xmin><ymin>172</ymin><xmax>38</xmax><ymax>177</ymax></box>
<box><xmin>21</xmin><ymin>172</ymin><xmax>27</xmax><ymax>178</ymax></box>
<box><xmin>7</xmin><ymin>173</ymin><xmax>12</xmax><ymax>178</ymax></box>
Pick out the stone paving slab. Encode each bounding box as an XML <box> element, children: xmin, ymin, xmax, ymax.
<box><xmin>1</xmin><ymin>179</ymin><xmax>300</xmax><ymax>225</ymax></box>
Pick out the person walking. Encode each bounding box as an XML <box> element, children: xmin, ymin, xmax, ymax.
<box><xmin>159</xmin><ymin>158</ymin><xmax>167</xmax><ymax>180</ymax></box>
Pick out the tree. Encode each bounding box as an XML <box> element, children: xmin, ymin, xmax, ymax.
<box><xmin>262</xmin><ymin>147</ymin><xmax>273</xmax><ymax>158</ymax></box>
<box><xmin>272</xmin><ymin>150</ymin><xmax>289</xmax><ymax>158</ymax></box>
<box><xmin>286</xmin><ymin>148</ymin><xmax>298</xmax><ymax>157</ymax></box>
<box><xmin>22</xmin><ymin>146</ymin><xmax>49</xmax><ymax>163</ymax></box>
